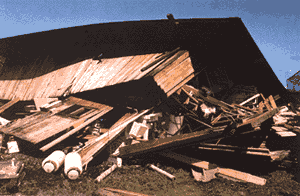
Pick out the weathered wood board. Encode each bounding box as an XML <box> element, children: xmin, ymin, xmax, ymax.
<box><xmin>0</xmin><ymin>96</ymin><xmax>113</xmax><ymax>144</ymax></box>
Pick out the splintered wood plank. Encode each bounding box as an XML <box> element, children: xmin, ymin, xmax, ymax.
<box><xmin>79</xmin><ymin>59</ymin><xmax>110</xmax><ymax>92</ymax></box>
<box><xmin>160</xmin><ymin>151</ymin><xmax>212</xmax><ymax>170</ymax></box>
<box><xmin>40</xmin><ymin>106</ymin><xmax>113</xmax><ymax>151</ymax></box>
<box><xmin>24</xmin><ymin>109</ymin><xmax>101</xmax><ymax>144</ymax></box>
<box><xmin>257</xmin><ymin>101</ymin><xmax>265</xmax><ymax>113</ymax></box>
<box><xmin>67</xmin><ymin>96</ymin><xmax>111</xmax><ymax>111</ymax></box>
<box><xmin>268</xmin><ymin>95</ymin><xmax>277</xmax><ymax>109</ymax></box>
<box><xmin>79</xmin><ymin>109</ymin><xmax>150</xmax><ymax>166</ymax></box>
<box><xmin>240</xmin><ymin>108</ymin><xmax>279</xmax><ymax>128</ymax></box>
<box><xmin>119</xmin><ymin>126</ymin><xmax>227</xmax><ymax>158</ymax></box>
<box><xmin>0</xmin><ymin>102</ymin><xmax>76</xmax><ymax>136</ymax></box>
<box><xmin>260</xmin><ymin>94</ymin><xmax>272</xmax><ymax>111</ymax></box>
<box><xmin>232</xmin><ymin>104</ymin><xmax>257</xmax><ymax>113</ymax></box>
<box><xmin>24</xmin><ymin>116</ymin><xmax>75</xmax><ymax>143</ymax></box>
<box><xmin>2</xmin><ymin>112</ymin><xmax>52</xmax><ymax>135</ymax></box>
<box><xmin>167</xmin><ymin>73</ymin><xmax>195</xmax><ymax>97</ymax></box>
<box><xmin>0</xmin><ymin>97</ymin><xmax>20</xmax><ymax>114</ymax></box>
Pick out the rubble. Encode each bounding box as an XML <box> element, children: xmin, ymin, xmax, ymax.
<box><xmin>0</xmin><ymin>55</ymin><xmax>300</xmax><ymax>194</ymax></box>
<box><xmin>0</xmin><ymin>76</ymin><xmax>300</xmax><ymax>190</ymax></box>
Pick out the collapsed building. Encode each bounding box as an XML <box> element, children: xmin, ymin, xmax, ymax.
<box><xmin>0</xmin><ymin>15</ymin><xmax>299</xmax><ymax>188</ymax></box>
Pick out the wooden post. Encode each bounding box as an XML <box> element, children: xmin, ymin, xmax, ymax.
<box><xmin>260</xmin><ymin>94</ymin><xmax>272</xmax><ymax>111</ymax></box>
<box><xmin>268</xmin><ymin>95</ymin><xmax>277</xmax><ymax>109</ymax></box>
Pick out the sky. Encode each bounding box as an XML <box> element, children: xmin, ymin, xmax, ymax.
<box><xmin>0</xmin><ymin>0</ymin><xmax>299</xmax><ymax>87</ymax></box>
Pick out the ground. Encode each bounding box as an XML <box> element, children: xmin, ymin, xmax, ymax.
<box><xmin>0</xmin><ymin>141</ymin><xmax>299</xmax><ymax>196</ymax></box>
<box><xmin>0</xmin><ymin>133</ymin><xmax>298</xmax><ymax>196</ymax></box>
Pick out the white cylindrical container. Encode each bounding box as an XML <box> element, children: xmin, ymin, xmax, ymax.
<box><xmin>64</xmin><ymin>152</ymin><xmax>83</xmax><ymax>180</ymax></box>
<box><xmin>42</xmin><ymin>150</ymin><xmax>66</xmax><ymax>173</ymax></box>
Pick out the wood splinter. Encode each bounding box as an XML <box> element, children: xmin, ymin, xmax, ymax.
<box><xmin>149</xmin><ymin>164</ymin><xmax>175</xmax><ymax>180</ymax></box>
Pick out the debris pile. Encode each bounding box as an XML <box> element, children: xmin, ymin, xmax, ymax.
<box><xmin>0</xmin><ymin>82</ymin><xmax>299</xmax><ymax>193</ymax></box>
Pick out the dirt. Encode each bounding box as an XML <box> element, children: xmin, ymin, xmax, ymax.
<box><xmin>0</xmin><ymin>145</ymin><xmax>299</xmax><ymax>196</ymax></box>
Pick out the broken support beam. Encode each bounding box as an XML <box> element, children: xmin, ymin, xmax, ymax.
<box><xmin>240</xmin><ymin>108</ymin><xmax>279</xmax><ymax>128</ymax></box>
<box><xmin>79</xmin><ymin>109</ymin><xmax>151</xmax><ymax>166</ymax></box>
<box><xmin>118</xmin><ymin>126</ymin><xmax>227</xmax><ymax>158</ymax></box>
<box><xmin>95</xmin><ymin>164</ymin><xmax>118</xmax><ymax>182</ymax></box>
<box><xmin>239</xmin><ymin>94</ymin><xmax>260</xmax><ymax>106</ymax></box>
<box><xmin>268</xmin><ymin>95</ymin><xmax>277</xmax><ymax>109</ymax></box>
<box><xmin>260</xmin><ymin>94</ymin><xmax>272</xmax><ymax>111</ymax></box>
<box><xmin>161</xmin><ymin>151</ymin><xmax>266</xmax><ymax>185</ymax></box>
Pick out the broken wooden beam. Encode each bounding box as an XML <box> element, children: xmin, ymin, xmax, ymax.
<box><xmin>0</xmin><ymin>98</ymin><xmax>20</xmax><ymax>114</ymax></box>
<box><xmin>181</xmin><ymin>87</ymin><xmax>199</xmax><ymax>104</ymax></box>
<box><xmin>232</xmin><ymin>104</ymin><xmax>257</xmax><ymax>113</ymax></box>
<box><xmin>240</xmin><ymin>108</ymin><xmax>280</xmax><ymax>128</ymax></box>
<box><xmin>160</xmin><ymin>151</ymin><xmax>213</xmax><ymax>170</ymax></box>
<box><xmin>260</xmin><ymin>94</ymin><xmax>272</xmax><ymax>111</ymax></box>
<box><xmin>239</xmin><ymin>94</ymin><xmax>260</xmax><ymax>106</ymax></box>
<box><xmin>196</xmin><ymin>143</ymin><xmax>288</xmax><ymax>160</ymax></box>
<box><xmin>79</xmin><ymin>109</ymin><xmax>151</xmax><ymax>167</ymax></box>
<box><xmin>149</xmin><ymin>164</ymin><xmax>175</xmax><ymax>180</ymax></box>
<box><xmin>218</xmin><ymin>168</ymin><xmax>266</xmax><ymax>185</ymax></box>
<box><xmin>283</xmin><ymin>124</ymin><xmax>300</xmax><ymax>134</ymax></box>
<box><xmin>118</xmin><ymin>126</ymin><xmax>228</xmax><ymax>158</ymax></box>
<box><xmin>95</xmin><ymin>164</ymin><xmax>118</xmax><ymax>182</ymax></box>
<box><xmin>268</xmin><ymin>95</ymin><xmax>277</xmax><ymax>109</ymax></box>
<box><xmin>161</xmin><ymin>151</ymin><xmax>266</xmax><ymax>185</ymax></box>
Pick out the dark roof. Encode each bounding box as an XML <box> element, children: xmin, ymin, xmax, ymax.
<box><xmin>0</xmin><ymin>17</ymin><xmax>294</xmax><ymax>103</ymax></box>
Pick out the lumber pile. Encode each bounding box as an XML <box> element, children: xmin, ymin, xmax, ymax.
<box><xmin>82</xmin><ymin>84</ymin><xmax>298</xmax><ymax>185</ymax></box>
<box><xmin>0</xmin><ymin>59</ymin><xmax>299</xmax><ymax>187</ymax></box>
